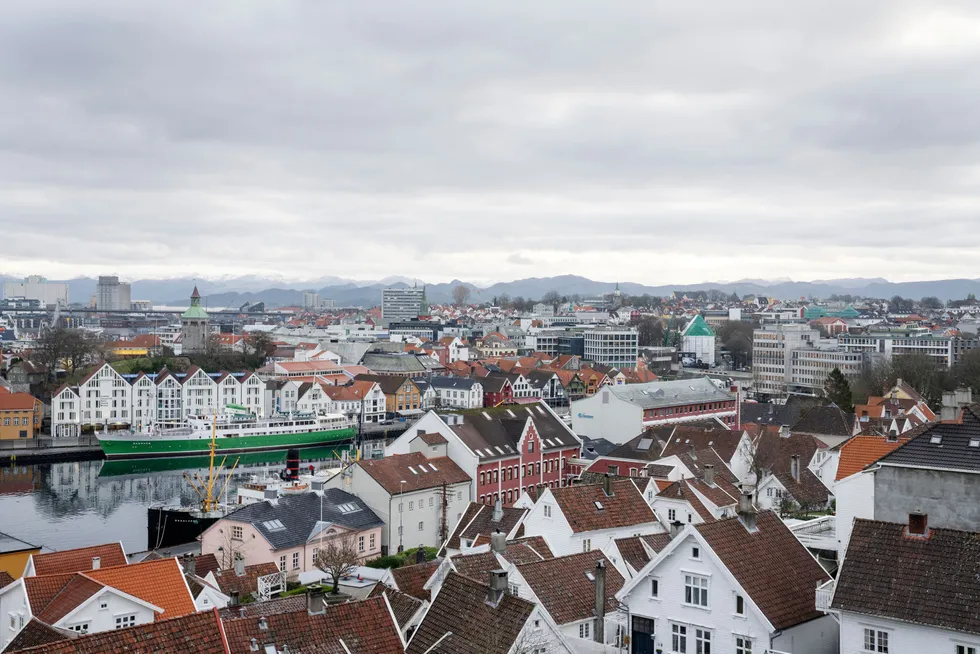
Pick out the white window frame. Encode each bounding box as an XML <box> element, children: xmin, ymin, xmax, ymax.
<box><xmin>579</xmin><ymin>620</ymin><xmax>591</xmax><ymax>639</ymax></box>
<box><xmin>735</xmin><ymin>635</ymin><xmax>753</xmax><ymax>654</ymax></box>
<box><xmin>684</xmin><ymin>573</ymin><xmax>709</xmax><ymax>608</ymax></box>
<box><xmin>114</xmin><ymin>614</ymin><xmax>137</xmax><ymax>630</ymax></box>
<box><xmin>863</xmin><ymin>627</ymin><xmax>890</xmax><ymax>653</ymax></box>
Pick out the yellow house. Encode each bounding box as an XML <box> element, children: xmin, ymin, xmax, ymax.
<box><xmin>0</xmin><ymin>390</ymin><xmax>42</xmax><ymax>440</ymax></box>
<box><xmin>0</xmin><ymin>532</ymin><xmax>40</xmax><ymax>579</ymax></box>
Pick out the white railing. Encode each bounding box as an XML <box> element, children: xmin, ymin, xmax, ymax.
<box><xmin>257</xmin><ymin>572</ymin><xmax>285</xmax><ymax>599</ymax></box>
<box><xmin>815</xmin><ymin>579</ymin><xmax>835</xmax><ymax>612</ymax></box>
<box><xmin>790</xmin><ymin>515</ymin><xmax>838</xmax><ymax>551</ymax></box>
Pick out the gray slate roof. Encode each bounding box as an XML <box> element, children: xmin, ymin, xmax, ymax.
<box><xmin>362</xmin><ymin>352</ymin><xmax>427</xmax><ymax>374</ymax></box>
<box><xmin>429</xmin><ymin>376</ymin><xmax>479</xmax><ymax>391</ymax></box>
<box><xmin>225</xmin><ymin>490</ymin><xmax>383</xmax><ymax>550</ymax></box>
<box><xmin>606</xmin><ymin>377</ymin><xmax>734</xmax><ymax>409</ymax></box>
<box><xmin>877</xmin><ymin>404</ymin><xmax>980</xmax><ymax>472</ymax></box>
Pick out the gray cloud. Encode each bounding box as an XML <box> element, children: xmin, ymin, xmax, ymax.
<box><xmin>1</xmin><ymin>0</ymin><xmax>979</xmax><ymax>283</ymax></box>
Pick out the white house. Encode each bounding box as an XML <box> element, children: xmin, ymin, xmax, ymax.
<box><xmin>428</xmin><ymin>376</ymin><xmax>483</xmax><ymax>409</ymax></box>
<box><xmin>755</xmin><ymin>456</ymin><xmax>833</xmax><ymax>513</ymax></box>
<box><xmin>828</xmin><ymin>515</ymin><xmax>980</xmax><ymax>654</ymax></box>
<box><xmin>323</xmin><ymin>451</ymin><xmax>473</xmax><ymax>554</ymax></box>
<box><xmin>617</xmin><ymin>501</ymin><xmax>838</xmax><ymax>654</ymax></box>
<box><xmin>522</xmin><ymin>477</ymin><xmax>666</xmax><ymax>557</ymax></box>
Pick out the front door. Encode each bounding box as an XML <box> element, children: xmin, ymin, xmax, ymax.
<box><xmin>631</xmin><ymin>616</ymin><xmax>655</xmax><ymax>654</ymax></box>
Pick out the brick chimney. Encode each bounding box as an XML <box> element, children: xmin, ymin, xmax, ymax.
<box><xmin>487</xmin><ymin>569</ymin><xmax>507</xmax><ymax>607</ymax></box>
<box><xmin>593</xmin><ymin>560</ymin><xmax>606</xmax><ymax>644</ymax></box>
<box><xmin>908</xmin><ymin>511</ymin><xmax>929</xmax><ymax>537</ymax></box>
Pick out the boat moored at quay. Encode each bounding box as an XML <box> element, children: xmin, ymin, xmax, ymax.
<box><xmin>96</xmin><ymin>408</ymin><xmax>356</xmax><ymax>459</ymax></box>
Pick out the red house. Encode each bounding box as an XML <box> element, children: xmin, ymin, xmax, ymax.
<box><xmin>480</xmin><ymin>373</ymin><xmax>513</xmax><ymax>407</ymax></box>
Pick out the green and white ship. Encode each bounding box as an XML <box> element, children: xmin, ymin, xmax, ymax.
<box><xmin>96</xmin><ymin>406</ymin><xmax>356</xmax><ymax>459</ymax></box>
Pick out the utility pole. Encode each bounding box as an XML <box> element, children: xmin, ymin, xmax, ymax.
<box><xmin>440</xmin><ymin>482</ymin><xmax>448</xmax><ymax>543</ymax></box>
<box><xmin>398</xmin><ymin>479</ymin><xmax>406</xmax><ymax>553</ymax></box>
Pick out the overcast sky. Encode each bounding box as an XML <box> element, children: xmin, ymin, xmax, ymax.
<box><xmin>2</xmin><ymin>1</ymin><xmax>980</xmax><ymax>285</ymax></box>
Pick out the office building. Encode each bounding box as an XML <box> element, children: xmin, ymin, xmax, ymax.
<box><xmin>381</xmin><ymin>287</ymin><xmax>424</xmax><ymax>322</ymax></box>
<box><xmin>96</xmin><ymin>276</ymin><xmax>131</xmax><ymax>311</ymax></box>
<box><xmin>2</xmin><ymin>276</ymin><xmax>68</xmax><ymax>307</ymax></box>
<box><xmin>302</xmin><ymin>291</ymin><xmax>320</xmax><ymax>310</ymax></box>
<box><xmin>754</xmin><ymin>323</ymin><xmax>864</xmax><ymax>397</ymax></box>
<box><xmin>839</xmin><ymin>328</ymin><xmax>979</xmax><ymax>369</ymax></box>
<box><xmin>584</xmin><ymin>326</ymin><xmax>638</xmax><ymax>369</ymax></box>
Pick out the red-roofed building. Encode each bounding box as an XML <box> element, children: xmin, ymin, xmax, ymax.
<box><xmin>0</xmin><ymin>391</ymin><xmax>42</xmax><ymax>440</ymax></box>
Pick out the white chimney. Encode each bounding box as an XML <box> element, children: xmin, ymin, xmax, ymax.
<box><xmin>491</xmin><ymin>529</ymin><xmax>506</xmax><ymax>554</ymax></box>
<box><xmin>704</xmin><ymin>464</ymin><xmax>715</xmax><ymax>487</ymax></box>
<box><xmin>492</xmin><ymin>497</ymin><xmax>503</xmax><ymax>522</ymax></box>
<box><xmin>234</xmin><ymin>555</ymin><xmax>246</xmax><ymax>577</ymax></box>
<box><xmin>91</xmin><ymin>556</ymin><xmax>101</xmax><ymax>570</ymax></box>
<box><xmin>790</xmin><ymin>455</ymin><xmax>800</xmax><ymax>483</ymax></box>
<box><xmin>487</xmin><ymin>569</ymin><xmax>507</xmax><ymax>606</ymax></box>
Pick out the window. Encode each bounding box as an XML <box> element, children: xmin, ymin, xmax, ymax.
<box><xmin>735</xmin><ymin>594</ymin><xmax>745</xmax><ymax>615</ymax></box>
<box><xmin>508</xmin><ymin>583</ymin><xmax>520</xmax><ymax>596</ymax></box>
<box><xmin>312</xmin><ymin>547</ymin><xmax>319</xmax><ymax>564</ymax></box>
<box><xmin>583</xmin><ymin>538</ymin><xmax>591</xmax><ymax>552</ymax></box>
<box><xmin>528</xmin><ymin>441</ymin><xmax>534</xmax><ymax>453</ymax></box>
<box><xmin>68</xmin><ymin>623</ymin><xmax>90</xmax><ymax>633</ymax></box>
<box><xmin>579</xmin><ymin>621</ymin><xmax>591</xmax><ymax>639</ymax></box>
<box><xmin>695</xmin><ymin>628</ymin><xmax>711</xmax><ymax>654</ymax></box>
<box><xmin>292</xmin><ymin>552</ymin><xmax>300</xmax><ymax>569</ymax></box>
<box><xmin>668</xmin><ymin>508</ymin><xmax>677</xmax><ymax>522</ymax></box>
<box><xmin>369</xmin><ymin>533</ymin><xmax>376</xmax><ymax>550</ymax></box>
<box><xmin>457</xmin><ymin>491</ymin><xmax>462</xmax><ymax>501</ymax></box>
<box><xmin>481</xmin><ymin>472</ymin><xmax>486</xmax><ymax>485</ymax></box>
<box><xmin>279</xmin><ymin>555</ymin><xmax>287</xmax><ymax>572</ymax></box>
<box><xmin>418</xmin><ymin>521</ymin><xmax>424</xmax><ymax>531</ymax></box>
<box><xmin>684</xmin><ymin>574</ymin><xmax>709</xmax><ymax>607</ymax></box>
<box><xmin>429</xmin><ymin>497</ymin><xmax>434</xmax><ymax>507</ymax></box>
<box><xmin>357</xmin><ymin>535</ymin><xmax>365</xmax><ymax>552</ymax></box>
<box><xmin>231</xmin><ymin>525</ymin><xmax>243</xmax><ymax>540</ymax></box>
<box><xmin>99</xmin><ymin>599</ymin><xmax>108</xmax><ymax>610</ymax></box>
<box><xmin>735</xmin><ymin>636</ymin><xmax>753</xmax><ymax>654</ymax></box>
<box><xmin>957</xmin><ymin>647</ymin><xmax>978</xmax><ymax>654</ymax></box>
<box><xmin>608</xmin><ymin>465</ymin><xmax>619</xmax><ymax>476</ymax></box>
<box><xmin>544</xmin><ymin>504</ymin><xmax>552</xmax><ymax>518</ymax></box>
<box><xmin>115</xmin><ymin>614</ymin><xmax>136</xmax><ymax>630</ymax></box>
<box><xmin>672</xmin><ymin>624</ymin><xmax>688</xmax><ymax>653</ymax></box>
<box><xmin>864</xmin><ymin>628</ymin><xmax>889</xmax><ymax>653</ymax></box>
<box><xmin>650</xmin><ymin>578</ymin><xmax>659</xmax><ymax>597</ymax></box>
<box><xmin>691</xmin><ymin>546</ymin><xmax>700</xmax><ymax>559</ymax></box>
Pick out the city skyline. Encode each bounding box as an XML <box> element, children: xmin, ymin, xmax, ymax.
<box><xmin>2</xmin><ymin>2</ymin><xmax>979</xmax><ymax>283</ymax></box>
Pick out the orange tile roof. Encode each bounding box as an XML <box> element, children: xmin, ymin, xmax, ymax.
<box><xmin>24</xmin><ymin>574</ymin><xmax>75</xmax><ymax>614</ymax></box>
<box><xmin>36</xmin><ymin>574</ymin><xmax>104</xmax><ymax>624</ymax></box>
<box><xmin>31</xmin><ymin>543</ymin><xmax>127</xmax><ymax>576</ymax></box>
<box><xmin>0</xmin><ymin>391</ymin><xmax>40</xmax><ymax>411</ymax></box>
<box><xmin>835</xmin><ymin>434</ymin><xmax>914</xmax><ymax>481</ymax></box>
<box><xmin>88</xmin><ymin>558</ymin><xmax>196</xmax><ymax>620</ymax></box>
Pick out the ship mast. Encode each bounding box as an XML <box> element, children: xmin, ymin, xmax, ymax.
<box><xmin>185</xmin><ymin>413</ymin><xmax>239</xmax><ymax>514</ymax></box>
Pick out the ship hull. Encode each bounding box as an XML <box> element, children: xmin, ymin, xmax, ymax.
<box><xmin>148</xmin><ymin>506</ymin><xmax>224</xmax><ymax>550</ymax></box>
<box><xmin>99</xmin><ymin>427</ymin><xmax>356</xmax><ymax>460</ymax></box>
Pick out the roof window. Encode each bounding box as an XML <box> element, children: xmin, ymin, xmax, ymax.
<box><xmin>408</xmin><ymin>466</ymin><xmax>419</xmax><ymax>475</ymax></box>
<box><xmin>429</xmin><ymin>463</ymin><xmax>438</xmax><ymax>471</ymax></box>
<box><xmin>594</xmin><ymin>501</ymin><xmax>605</xmax><ymax>510</ymax></box>
<box><xmin>262</xmin><ymin>519</ymin><xmax>286</xmax><ymax>532</ymax></box>
<box><xmin>970</xmin><ymin>438</ymin><xmax>980</xmax><ymax>448</ymax></box>
<box><xmin>930</xmin><ymin>435</ymin><xmax>942</xmax><ymax>445</ymax></box>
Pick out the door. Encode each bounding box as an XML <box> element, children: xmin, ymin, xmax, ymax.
<box><xmin>631</xmin><ymin>616</ymin><xmax>655</xmax><ymax>654</ymax></box>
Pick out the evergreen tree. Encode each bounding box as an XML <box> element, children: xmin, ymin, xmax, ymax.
<box><xmin>824</xmin><ymin>367</ymin><xmax>854</xmax><ymax>412</ymax></box>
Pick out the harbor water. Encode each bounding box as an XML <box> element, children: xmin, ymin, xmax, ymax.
<box><xmin>0</xmin><ymin>446</ymin><xmax>348</xmax><ymax>555</ymax></box>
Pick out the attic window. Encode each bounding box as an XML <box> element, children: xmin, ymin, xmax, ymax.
<box><xmin>338</xmin><ymin>503</ymin><xmax>362</xmax><ymax>514</ymax></box>
<box><xmin>637</xmin><ymin>438</ymin><xmax>653</xmax><ymax>452</ymax></box>
<box><xmin>930</xmin><ymin>435</ymin><xmax>942</xmax><ymax>445</ymax></box>
<box><xmin>585</xmin><ymin>571</ymin><xmax>596</xmax><ymax>582</ymax></box>
<box><xmin>594</xmin><ymin>501</ymin><xmax>605</xmax><ymax>510</ymax></box>
<box><xmin>408</xmin><ymin>466</ymin><xmax>419</xmax><ymax>475</ymax></box>
<box><xmin>262</xmin><ymin>520</ymin><xmax>286</xmax><ymax>532</ymax></box>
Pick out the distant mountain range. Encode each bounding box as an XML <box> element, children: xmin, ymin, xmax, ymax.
<box><xmin>3</xmin><ymin>273</ymin><xmax>980</xmax><ymax>308</ymax></box>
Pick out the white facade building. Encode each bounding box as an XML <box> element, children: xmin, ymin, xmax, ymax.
<box><xmin>584</xmin><ymin>327</ymin><xmax>639</xmax><ymax>369</ymax></box>
<box><xmin>428</xmin><ymin>376</ymin><xmax>483</xmax><ymax>409</ymax></box>
<box><xmin>2</xmin><ymin>275</ymin><xmax>68</xmax><ymax>307</ymax></box>
<box><xmin>381</xmin><ymin>287</ymin><xmax>424</xmax><ymax>322</ymax></box>
<box><xmin>95</xmin><ymin>275</ymin><xmax>131</xmax><ymax>311</ymax></box>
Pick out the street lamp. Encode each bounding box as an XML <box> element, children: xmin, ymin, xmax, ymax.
<box><xmin>398</xmin><ymin>479</ymin><xmax>406</xmax><ymax>553</ymax></box>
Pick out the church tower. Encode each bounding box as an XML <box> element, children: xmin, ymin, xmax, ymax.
<box><xmin>181</xmin><ymin>286</ymin><xmax>210</xmax><ymax>353</ymax></box>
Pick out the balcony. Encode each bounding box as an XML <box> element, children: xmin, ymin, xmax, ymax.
<box><xmin>815</xmin><ymin>579</ymin><xmax>835</xmax><ymax>612</ymax></box>
<box><xmin>790</xmin><ymin>514</ymin><xmax>837</xmax><ymax>552</ymax></box>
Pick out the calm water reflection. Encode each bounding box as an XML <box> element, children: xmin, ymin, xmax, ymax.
<box><xmin>0</xmin><ymin>446</ymin><xmax>346</xmax><ymax>554</ymax></box>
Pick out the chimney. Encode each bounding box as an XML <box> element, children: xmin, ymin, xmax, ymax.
<box><xmin>250</xmin><ymin>638</ymin><xmax>259</xmax><ymax>652</ymax></box>
<box><xmin>183</xmin><ymin>555</ymin><xmax>197</xmax><ymax>577</ymax></box>
<box><xmin>415</xmin><ymin>545</ymin><xmax>426</xmax><ymax>565</ymax></box>
<box><xmin>91</xmin><ymin>556</ymin><xmax>101</xmax><ymax>570</ymax></box>
<box><xmin>258</xmin><ymin>617</ymin><xmax>268</xmax><ymax>631</ymax></box>
<box><xmin>593</xmin><ymin>560</ymin><xmax>606</xmax><ymax>644</ymax></box>
<box><xmin>234</xmin><ymin>555</ymin><xmax>246</xmax><ymax>577</ymax></box>
<box><xmin>487</xmin><ymin>569</ymin><xmax>508</xmax><ymax>606</ymax></box>
<box><xmin>790</xmin><ymin>455</ymin><xmax>800</xmax><ymax>483</ymax></box>
<box><xmin>603</xmin><ymin>473</ymin><xmax>613</xmax><ymax>497</ymax></box>
<box><xmin>908</xmin><ymin>511</ymin><xmax>929</xmax><ymax>536</ymax></box>
<box><xmin>491</xmin><ymin>529</ymin><xmax>506</xmax><ymax>554</ymax></box>
<box><xmin>307</xmin><ymin>587</ymin><xmax>326</xmax><ymax>615</ymax></box>
<box><xmin>887</xmin><ymin>427</ymin><xmax>899</xmax><ymax>442</ymax></box>
<box><xmin>689</xmin><ymin>444</ymin><xmax>697</xmax><ymax>459</ymax></box>
<box><xmin>492</xmin><ymin>497</ymin><xmax>503</xmax><ymax>522</ymax></box>
<box><xmin>704</xmin><ymin>464</ymin><xmax>715</xmax><ymax>487</ymax></box>
<box><xmin>738</xmin><ymin>491</ymin><xmax>757</xmax><ymax>532</ymax></box>
<box><xmin>669</xmin><ymin>520</ymin><xmax>683</xmax><ymax>539</ymax></box>
<box><xmin>238</xmin><ymin>606</ymin><xmax>246</xmax><ymax>618</ymax></box>
<box><xmin>779</xmin><ymin>425</ymin><xmax>790</xmax><ymax>438</ymax></box>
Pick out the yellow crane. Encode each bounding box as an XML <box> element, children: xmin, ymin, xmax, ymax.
<box><xmin>184</xmin><ymin>414</ymin><xmax>240</xmax><ymax>514</ymax></box>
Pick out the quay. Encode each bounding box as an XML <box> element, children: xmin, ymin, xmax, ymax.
<box><xmin>0</xmin><ymin>436</ymin><xmax>104</xmax><ymax>465</ymax></box>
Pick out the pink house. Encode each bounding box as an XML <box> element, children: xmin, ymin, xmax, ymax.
<box><xmin>200</xmin><ymin>489</ymin><xmax>383</xmax><ymax>582</ymax></box>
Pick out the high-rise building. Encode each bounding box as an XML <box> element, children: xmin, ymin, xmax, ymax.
<box><xmin>180</xmin><ymin>286</ymin><xmax>210</xmax><ymax>353</ymax></box>
<box><xmin>302</xmin><ymin>292</ymin><xmax>320</xmax><ymax>310</ymax></box>
<box><xmin>753</xmin><ymin>322</ymin><xmax>864</xmax><ymax>397</ymax></box>
<box><xmin>584</xmin><ymin>326</ymin><xmax>638</xmax><ymax>369</ymax></box>
<box><xmin>381</xmin><ymin>287</ymin><xmax>424</xmax><ymax>322</ymax></box>
<box><xmin>95</xmin><ymin>276</ymin><xmax>131</xmax><ymax>311</ymax></box>
<box><xmin>2</xmin><ymin>275</ymin><xmax>68</xmax><ymax>307</ymax></box>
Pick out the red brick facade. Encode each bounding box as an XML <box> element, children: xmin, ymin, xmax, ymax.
<box><xmin>473</xmin><ymin>423</ymin><xmax>578</xmax><ymax>507</ymax></box>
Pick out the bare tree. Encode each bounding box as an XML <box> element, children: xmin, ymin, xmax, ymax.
<box><xmin>541</xmin><ymin>291</ymin><xmax>561</xmax><ymax>307</ymax></box>
<box><xmin>453</xmin><ymin>284</ymin><xmax>472</xmax><ymax>306</ymax></box>
<box><xmin>214</xmin><ymin>528</ymin><xmax>245</xmax><ymax>569</ymax></box>
<box><xmin>315</xmin><ymin>535</ymin><xmax>360</xmax><ymax>594</ymax></box>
